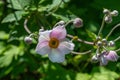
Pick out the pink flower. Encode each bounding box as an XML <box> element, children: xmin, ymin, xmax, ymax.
<box><xmin>104</xmin><ymin>51</ymin><xmax>119</xmax><ymax>62</ymax></box>
<box><xmin>36</xmin><ymin>26</ymin><xmax>74</xmax><ymax>63</ymax></box>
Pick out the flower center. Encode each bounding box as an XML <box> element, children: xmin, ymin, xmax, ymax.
<box><xmin>49</xmin><ymin>38</ymin><xmax>59</xmax><ymax>48</ymax></box>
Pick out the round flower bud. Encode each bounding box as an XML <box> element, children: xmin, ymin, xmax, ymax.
<box><xmin>108</xmin><ymin>41</ymin><xmax>115</xmax><ymax>47</ymax></box>
<box><xmin>103</xmin><ymin>9</ymin><xmax>110</xmax><ymax>15</ymax></box>
<box><xmin>102</xmin><ymin>38</ymin><xmax>108</xmax><ymax>46</ymax></box>
<box><xmin>73</xmin><ymin>18</ymin><xmax>83</xmax><ymax>28</ymax></box>
<box><xmin>91</xmin><ymin>55</ymin><xmax>99</xmax><ymax>63</ymax></box>
<box><xmin>111</xmin><ymin>10</ymin><xmax>119</xmax><ymax>16</ymax></box>
<box><xmin>96</xmin><ymin>36</ymin><xmax>101</xmax><ymax>41</ymax></box>
<box><xmin>97</xmin><ymin>41</ymin><xmax>102</xmax><ymax>47</ymax></box>
<box><xmin>24</xmin><ymin>36</ymin><xmax>32</xmax><ymax>44</ymax></box>
<box><xmin>104</xmin><ymin>16</ymin><xmax>112</xmax><ymax>24</ymax></box>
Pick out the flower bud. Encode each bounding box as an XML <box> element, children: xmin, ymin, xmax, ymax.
<box><xmin>108</xmin><ymin>41</ymin><xmax>115</xmax><ymax>47</ymax></box>
<box><xmin>91</xmin><ymin>55</ymin><xmax>99</xmax><ymax>63</ymax></box>
<box><xmin>111</xmin><ymin>10</ymin><xmax>119</xmax><ymax>16</ymax></box>
<box><xmin>97</xmin><ymin>41</ymin><xmax>102</xmax><ymax>47</ymax></box>
<box><xmin>104</xmin><ymin>15</ymin><xmax>112</xmax><ymax>23</ymax></box>
<box><xmin>73</xmin><ymin>18</ymin><xmax>83</xmax><ymax>28</ymax></box>
<box><xmin>102</xmin><ymin>38</ymin><xmax>108</xmax><ymax>46</ymax></box>
<box><xmin>96</xmin><ymin>36</ymin><xmax>101</xmax><ymax>41</ymax></box>
<box><xmin>103</xmin><ymin>9</ymin><xmax>110</xmax><ymax>15</ymax></box>
<box><xmin>24</xmin><ymin>36</ymin><xmax>32</xmax><ymax>44</ymax></box>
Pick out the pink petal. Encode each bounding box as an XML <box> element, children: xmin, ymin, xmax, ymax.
<box><xmin>58</xmin><ymin>41</ymin><xmax>74</xmax><ymax>54</ymax></box>
<box><xmin>50</xmin><ymin>25</ymin><xmax>66</xmax><ymax>40</ymax></box>
<box><xmin>39</xmin><ymin>30</ymin><xmax>51</xmax><ymax>42</ymax></box>
<box><xmin>48</xmin><ymin>49</ymin><xmax>65</xmax><ymax>63</ymax></box>
<box><xmin>105</xmin><ymin>51</ymin><xmax>119</xmax><ymax>61</ymax></box>
<box><xmin>35</xmin><ymin>41</ymin><xmax>50</xmax><ymax>55</ymax></box>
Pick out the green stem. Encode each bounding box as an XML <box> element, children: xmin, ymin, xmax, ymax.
<box><xmin>71</xmin><ymin>50</ymin><xmax>91</xmax><ymax>54</ymax></box>
<box><xmin>106</xmin><ymin>23</ymin><xmax>120</xmax><ymax>39</ymax></box>
<box><xmin>24</xmin><ymin>17</ymin><xmax>31</xmax><ymax>34</ymax></box>
<box><xmin>67</xmin><ymin>34</ymin><xmax>94</xmax><ymax>45</ymax></box>
<box><xmin>114</xmin><ymin>36</ymin><xmax>120</xmax><ymax>42</ymax></box>
<box><xmin>98</xmin><ymin>15</ymin><xmax>106</xmax><ymax>36</ymax></box>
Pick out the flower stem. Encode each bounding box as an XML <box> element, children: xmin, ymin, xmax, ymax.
<box><xmin>106</xmin><ymin>23</ymin><xmax>120</xmax><ymax>39</ymax></box>
<box><xmin>67</xmin><ymin>34</ymin><xmax>94</xmax><ymax>45</ymax></box>
<box><xmin>24</xmin><ymin>17</ymin><xmax>31</xmax><ymax>34</ymax></box>
<box><xmin>71</xmin><ymin>50</ymin><xmax>91</xmax><ymax>54</ymax></box>
<box><xmin>98</xmin><ymin>15</ymin><xmax>105</xmax><ymax>36</ymax></box>
<box><xmin>64</xmin><ymin>20</ymin><xmax>74</xmax><ymax>27</ymax></box>
<box><xmin>115</xmin><ymin>48</ymin><xmax>120</xmax><ymax>52</ymax></box>
<box><xmin>114</xmin><ymin>36</ymin><xmax>120</xmax><ymax>42</ymax></box>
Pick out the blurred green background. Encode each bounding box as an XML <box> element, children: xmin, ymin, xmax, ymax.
<box><xmin>0</xmin><ymin>0</ymin><xmax>120</xmax><ymax>80</ymax></box>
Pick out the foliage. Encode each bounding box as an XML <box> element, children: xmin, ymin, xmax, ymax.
<box><xmin>0</xmin><ymin>0</ymin><xmax>120</xmax><ymax>80</ymax></box>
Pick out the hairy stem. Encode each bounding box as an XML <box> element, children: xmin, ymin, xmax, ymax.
<box><xmin>106</xmin><ymin>23</ymin><xmax>120</xmax><ymax>39</ymax></box>
<box><xmin>114</xmin><ymin>36</ymin><xmax>120</xmax><ymax>42</ymax></box>
<box><xmin>71</xmin><ymin>50</ymin><xmax>92</xmax><ymax>54</ymax></box>
<box><xmin>98</xmin><ymin>15</ymin><xmax>105</xmax><ymax>36</ymax></box>
<box><xmin>67</xmin><ymin>34</ymin><xmax>94</xmax><ymax>45</ymax></box>
<box><xmin>24</xmin><ymin>17</ymin><xmax>31</xmax><ymax>34</ymax></box>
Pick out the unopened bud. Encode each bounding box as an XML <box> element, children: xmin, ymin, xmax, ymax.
<box><xmin>102</xmin><ymin>38</ymin><xmax>108</xmax><ymax>46</ymax></box>
<box><xmin>91</xmin><ymin>55</ymin><xmax>99</xmax><ymax>63</ymax></box>
<box><xmin>103</xmin><ymin>9</ymin><xmax>110</xmax><ymax>15</ymax></box>
<box><xmin>104</xmin><ymin>16</ymin><xmax>112</xmax><ymax>24</ymax></box>
<box><xmin>97</xmin><ymin>41</ymin><xmax>102</xmax><ymax>47</ymax></box>
<box><xmin>96</xmin><ymin>36</ymin><xmax>101</xmax><ymax>41</ymax></box>
<box><xmin>24</xmin><ymin>36</ymin><xmax>32</xmax><ymax>44</ymax></box>
<box><xmin>108</xmin><ymin>41</ymin><xmax>115</xmax><ymax>47</ymax></box>
<box><xmin>111</xmin><ymin>10</ymin><xmax>119</xmax><ymax>16</ymax></box>
<box><xmin>73</xmin><ymin>18</ymin><xmax>83</xmax><ymax>28</ymax></box>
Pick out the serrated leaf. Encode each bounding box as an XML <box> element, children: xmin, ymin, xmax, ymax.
<box><xmin>47</xmin><ymin>0</ymin><xmax>62</xmax><ymax>11</ymax></box>
<box><xmin>0</xmin><ymin>45</ymin><xmax>24</xmax><ymax>68</ymax></box>
<box><xmin>86</xmin><ymin>29</ymin><xmax>97</xmax><ymax>41</ymax></box>
<box><xmin>2</xmin><ymin>11</ymin><xmax>24</xmax><ymax>23</ymax></box>
<box><xmin>7</xmin><ymin>0</ymin><xmax>23</xmax><ymax>10</ymax></box>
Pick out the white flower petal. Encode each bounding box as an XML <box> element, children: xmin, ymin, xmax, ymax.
<box><xmin>58</xmin><ymin>41</ymin><xmax>74</xmax><ymax>54</ymax></box>
<box><xmin>39</xmin><ymin>30</ymin><xmax>51</xmax><ymax>41</ymax></box>
<box><xmin>48</xmin><ymin>49</ymin><xmax>65</xmax><ymax>63</ymax></box>
<box><xmin>35</xmin><ymin>41</ymin><xmax>51</xmax><ymax>55</ymax></box>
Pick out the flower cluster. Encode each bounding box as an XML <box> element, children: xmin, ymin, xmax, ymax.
<box><xmin>24</xmin><ymin>9</ymin><xmax>120</xmax><ymax>66</ymax></box>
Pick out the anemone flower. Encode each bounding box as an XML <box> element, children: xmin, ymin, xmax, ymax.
<box><xmin>104</xmin><ymin>51</ymin><xmax>119</xmax><ymax>61</ymax></box>
<box><xmin>36</xmin><ymin>25</ymin><xmax>74</xmax><ymax>63</ymax></box>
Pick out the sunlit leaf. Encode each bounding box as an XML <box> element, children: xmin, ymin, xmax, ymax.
<box><xmin>1</xmin><ymin>11</ymin><xmax>25</xmax><ymax>23</ymax></box>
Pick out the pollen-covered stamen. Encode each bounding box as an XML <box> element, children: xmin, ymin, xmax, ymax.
<box><xmin>49</xmin><ymin>38</ymin><xmax>59</xmax><ymax>48</ymax></box>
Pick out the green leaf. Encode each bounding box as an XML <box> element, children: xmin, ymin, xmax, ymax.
<box><xmin>0</xmin><ymin>45</ymin><xmax>24</xmax><ymax>68</ymax></box>
<box><xmin>7</xmin><ymin>0</ymin><xmax>23</xmax><ymax>10</ymax></box>
<box><xmin>86</xmin><ymin>29</ymin><xmax>97</xmax><ymax>41</ymax></box>
<box><xmin>76</xmin><ymin>73</ymin><xmax>91</xmax><ymax>80</ymax></box>
<box><xmin>0</xmin><ymin>31</ymin><xmax>9</xmax><ymax>39</ymax></box>
<box><xmin>91</xmin><ymin>67</ymin><xmax>119</xmax><ymax>80</ymax></box>
<box><xmin>1</xmin><ymin>11</ymin><xmax>25</xmax><ymax>23</ymax></box>
<box><xmin>47</xmin><ymin>0</ymin><xmax>62</xmax><ymax>11</ymax></box>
